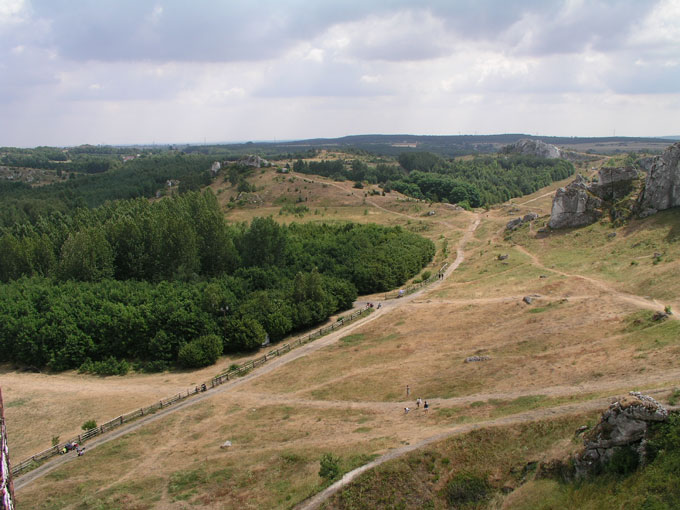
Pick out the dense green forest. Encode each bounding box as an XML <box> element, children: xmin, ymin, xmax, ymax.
<box><xmin>0</xmin><ymin>191</ymin><xmax>434</xmax><ymax>372</ymax></box>
<box><xmin>0</xmin><ymin>152</ymin><xmax>217</xmax><ymax>227</ymax></box>
<box><xmin>293</xmin><ymin>152</ymin><xmax>575</xmax><ymax>207</ymax></box>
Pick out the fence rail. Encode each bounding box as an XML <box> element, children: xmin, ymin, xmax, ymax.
<box><xmin>384</xmin><ymin>263</ymin><xmax>448</xmax><ymax>300</ymax></box>
<box><xmin>11</xmin><ymin>306</ymin><xmax>371</xmax><ymax>478</ymax></box>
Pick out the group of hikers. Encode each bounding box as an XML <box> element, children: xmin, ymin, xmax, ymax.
<box><xmin>59</xmin><ymin>441</ymin><xmax>86</xmax><ymax>456</ymax></box>
<box><xmin>404</xmin><ymin>385</ymin><xmax>429</xmax><ymax>414</ymax></box>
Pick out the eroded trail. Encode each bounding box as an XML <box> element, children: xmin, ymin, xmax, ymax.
<box><xmin>512</xmin><ymin>244</ymin><xmax>677</xmax><ymax>319</ymax></box>
<box><xmin>15</xmin><ymin>211</ymin><xmax>481</xmax><ymax>491</ymax></box>
<box><xmin>295</xmin><ymin>395</ymin><xmax>677</xmax><ymax>510</ymax></box>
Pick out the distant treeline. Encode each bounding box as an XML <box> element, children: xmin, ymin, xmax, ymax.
<box><xmin>0</xmin><ymin>191</ymin><xmax>434</xmax><ymax>372</ymax></box>
<box><xmin>0</xmin><ymin>153</ymin><xmax>216</xmax><ymax>227</ymax></box>
<box><xmin>293</xmin><ymin>152</ymin><xmax>575</xmax><ymax>207</ymax></box>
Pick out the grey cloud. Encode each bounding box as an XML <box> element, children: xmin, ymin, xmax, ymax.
<box><xmin>27</xmin><ymin>0</ymin><xmax>398</xmax><ymax>62</ymax></box>
<box><xmin>255</xmin><ymin>59</ymin><xmax>391</xmax><ymax>98</ymax></box>
<box><xmin>14</xmin><ymin>0</ymin><xmax>670</xmax><ymax>65</ymax></box>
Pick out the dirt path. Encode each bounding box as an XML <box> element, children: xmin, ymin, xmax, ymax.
<box><xmin>518</xmin><ymin>191</ymin><xmax>555</xmax><ymax>206</ymax></box>
<box><xmin>292</xmin><ymin>396</ymin><xmax>635</xmax><ymax>510</ymax></box>
<box><xmin>14</xmin><ymin>213</ymin><xmax>481</xmax><ymax>491</ymax></box>
<box><xmin>512</xmin><ymin>245</ymin><xmax>677</xmax><ymax>318</ymax></box>
<box><xmin>233</xmin><ymin>368</ymin><xmax>680</xmax><ymax>413</ymax></box>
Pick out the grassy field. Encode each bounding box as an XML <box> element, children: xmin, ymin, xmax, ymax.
<box><xmin>6</xmin><ymin>158</ymin><xmax>680</xmax><ymax>509</ymax></box>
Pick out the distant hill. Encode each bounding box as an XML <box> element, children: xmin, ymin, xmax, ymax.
<box><xmin>182</xmin><ymin>134</ymin><xmax>673</xmax><ymax>158</ymax></box>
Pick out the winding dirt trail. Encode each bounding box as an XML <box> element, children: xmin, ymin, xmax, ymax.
<box><xmin>295</xmin><ymin>397</ymin><xmax>680</xmax><ymax>510</ymax></box>
<box><xmin>512</xmin><ymin>244</ymin><xmax>677</xmax><ymax>318</ymax></box>
<box><xmin>15</xmin><ymin>187</ymin><xmax>675</xmax><ymax>505</ymax></box>
<box><xmin>14</xmin><ymin>203</ymin><xmax>481</xmax><ymax>492</ymax></box>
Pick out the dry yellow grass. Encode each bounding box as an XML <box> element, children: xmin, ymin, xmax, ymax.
<box><xmin>7</xmin><ymin>162</ymin><xmax>680</xmax><ymax>509</ymax></box>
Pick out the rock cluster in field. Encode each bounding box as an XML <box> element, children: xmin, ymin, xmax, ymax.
<box><xmin>589</xmin><ymin>166</ymin><xmax>639</xmax><ymax>201</ymax></box>
<box><xmin>464</xmin><ymin>355</ymin><xmax>491</xmax><ymax>363</ymax></box>
<box><xmin>506</xmin><ymin>212</ymin><xmax>539</xmax><ymax>230</ymax></box>
<box><xmin>548</xmin><ymin>175</ymin><xmax>604</xmax><ymax>229</ymax></box>
<box><xmin>548</xmin><ymin>141</ymin><xmax>680</xmax><ymax>228</ymax></box>
<box><xmin>239</xmin><ymin>155</ymin><xmax>270</xmax><ymax>168</ymax></box>
<box><xmin>638</xmin><ymin>141</ymin><xmax>680</xmax><ymax>215</ymax></box>
<box><xmin>574</xmin><ymin>392</ymin><xmax>668</xmax><ymax>477</ymax></box>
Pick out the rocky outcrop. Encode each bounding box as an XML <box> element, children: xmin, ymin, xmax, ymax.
<box><xmin>506</xmin><ymin>212</ymin><xmax>539</xmax><ymax>230</ymax></box>
<box><xmin>501</xmin><ymin>139</ymin><xmax>561</xmax><ymax>159</ymax></box>
<box><xmin>239</xmin><ymin>155</ymin><xmax>270</xmax><ymax>168</ymax></box>
<box><xmin>639</xmin><ymin>142</ymin><xmax>680</xmax><ymax>213</ymax></box>
<box><xmin>590</xmin><ymin>167</ymin><xmax>639</xmax><ymax>201</ymax></box>
<box><xmin>574</xmin><ymin>392</ymin><xmax>668</xmax><ymax>477</ymax></box>
<box><xmin>548</xmin><ymin>176</ymin><xmax>603</xmax><ymax>229</ymax></box>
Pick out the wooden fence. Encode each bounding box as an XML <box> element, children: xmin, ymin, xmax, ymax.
<box><xmin>383</xmin><ymin>263</ymin><xmax>448</xmax><ymax>300</ymax></box>
<box><xmin>11</xmin><ymin>306</ymin><xmax>371</xmax><ymax>478</ymax></box>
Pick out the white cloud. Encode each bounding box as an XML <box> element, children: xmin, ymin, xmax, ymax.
<box><xmin>0</xmin><ymin>0</ymin><xmax>26</xmax><ymax>25</ymax></box>
<box><xmin>0</xmin><ymin>0</ymin><xmax>679</xmax><ymax>146</ymax></box>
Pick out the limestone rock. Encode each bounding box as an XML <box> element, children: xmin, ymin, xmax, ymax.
<box><xmin>506</xmin><ymin>217</ymin><xmax>523</xmax><ymax>230</ymax></box>
<box><xmin>590</xmin><ymin>167</ymin><xmax>639</xmax><ymax>201</ymax></box>
<box><xmin>464</xmin><ymin>355</ymin><xmax>491</xmax><ymax>363</ymax></box>
<box><xmin>501</xmin><ymin>139</ymin><xmax>561</xmax><ymax>159</ymax></box>
<box><xmin>639</xmin><ymin>141</ymin><xmax>680</xmax><ymax>211</ymax></box>
<box><xmin>506</xmin><ymin>212</ymin><xmax>539</xmax><ymax>230</ymax></box>
<box><xmin>574</xmin><ymin>392</ymin><xmax>668</xmax><ymax>477</ymax></box>
<box><xmin>239</xmin><ymin>155</ymin><xmax>270</xmax><ymax>168</ymax></box>
<box><xmin>548</xmin><ymin>177</ymin><xmax>603</xmax><ymax>229</ymax></box>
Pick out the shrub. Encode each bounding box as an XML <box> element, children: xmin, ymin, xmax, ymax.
<box><xmin>178</xmin><ymin>334</ymin><xmax>223</xmax><ymax>368</ymax></box>
<box><xmin>79</xmin><ymin>356</ymin><xmax>129</xmax><ymax>376</ymax></box>
<box><xmin>133</xmin><ymin>360</ymin><xmax>170</xmax><ymax>373</ymax></box>
<box><xmin>669</xmin><ymin>389</ymin><xmax>680</xmax><ymax>406</ymax></box>
<box><xmin>445</xmin><ymin>472</ymin><xmax>491</xmax><ymax>507</ymax></box>
<box><xmin>421</xmin><ymin>270</ymin><xmax>432</xmax><ymax>280</ymax></box>
<box><xmin>82</xmin><ymin>419</ymin><xmax>97</xmax><ymax>431</ymax></box>
<box><xmin>319</xmin><ymin>452</ymin><xmax>341</xmax><ymax>482</ymax></box>
<box><xmin>606</xmin><ymin>445</ymin><xmax>639</xmax><ymax>476</ymax></box>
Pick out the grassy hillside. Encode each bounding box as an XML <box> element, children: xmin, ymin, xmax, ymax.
<box><xmin>5</xmin><ymin>157</ymin><xmax>680</xmax><ymax>509</ymax></box>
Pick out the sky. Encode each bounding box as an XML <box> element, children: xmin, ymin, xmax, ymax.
<box><xmin>1</xmin><ymin>0</ymin><xmax>679</xmax><ymax>147</ymax></box>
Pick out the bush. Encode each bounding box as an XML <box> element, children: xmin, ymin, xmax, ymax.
<box><xmin>82</xmin><ymin>419</ymin><xmax>97</xmax><ymax>431</ymax></box>
<box><xmin>319</xmin><ymin>452</ymin><xmax>341</xmax><ymax>482</ymax></box>
<box><xmin>445</xmin><ymin>472</ymin><xmax>491</xmax><ymax>507</ymax></box>
<box><xmin>177</xmin><ymin>334</ymin><xmax>223</xmax><ymax>368</ymax></box>
<box><xmin>133</xmin><ymin>360</ymin><xmax>170</xmax><ymax>373</ymax></box>
<box><xmin>79</xmin><ymin>356</ymin><xmax>129</xmax><ymax>376</ymax></box>
<box><xmin>606</xmin><ymin>445</ymin><xmax>639</xmax><ymax>476</ymax></box>
<box><xmin>421</xmin><ymin>270</ymin><xmax>432</xmax><ymax>280</ymax></box>
<box><xmin>226</xmin><ymin>318</ymin><xmax>266</xmax><ymax>351</ymax></box>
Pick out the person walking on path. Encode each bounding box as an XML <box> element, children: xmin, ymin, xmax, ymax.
<box><xmin>416</xmin><ymin>398</ymin><xmax>422</xmax><ymax>409</ymax></box>
<box><xmin>423</xmin><ymin>401</ymin><xmax>429</xmax><ymax>413</ymax></box>
<box><xmin>406</xmin><ymin>385</ymin><xmax>410</xmax><ymax>397</ymax></box>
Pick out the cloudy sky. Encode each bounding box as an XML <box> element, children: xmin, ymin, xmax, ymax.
<box><xmin>1</xmin><ymin>0</ymin><xmax>679</xmax><ymax>147</ymax></box>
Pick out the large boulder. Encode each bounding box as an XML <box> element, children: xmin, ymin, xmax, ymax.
<box><xmin>501</xmin><ymin>139</ymin><xmax>561</xmax><ymax>159</ymax></box>
<box><xmin>548</xmin><ymin>176</ymin><xmax>603</xmax><ymax>229</ymax></box>
<box><xmin>239</xmin><ymin>155</ymin><xmax>270</xmax><ymax>168</ymax></box>
<box><xmin>590</xmin><ymin>167</ymin><xmax>639</xmax><ymax>201</ymax></box>
<box><xmin>574</xmin><ymin>392</ymin><xmax>668</xmax><ymax>477</ymax></box>
<box><xmin>639</xmin><ymin>142</ymin><xmax>680</xmax><ymax>212</ymax></box>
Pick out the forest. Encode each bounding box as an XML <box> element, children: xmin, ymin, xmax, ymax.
<box><xmin>293</xmin><ymin>152</ymin><xmax>575</xmax><ymax>207</ymax></box>
<box><xmin>0</xmin><ymin>191</ymin><xmax>435</xmax><ymax>373</ymax></box>
<box><xmin>0</xmin><ymin>152</ymin><xmax>217</xmax><ymax>227</ymax></box>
